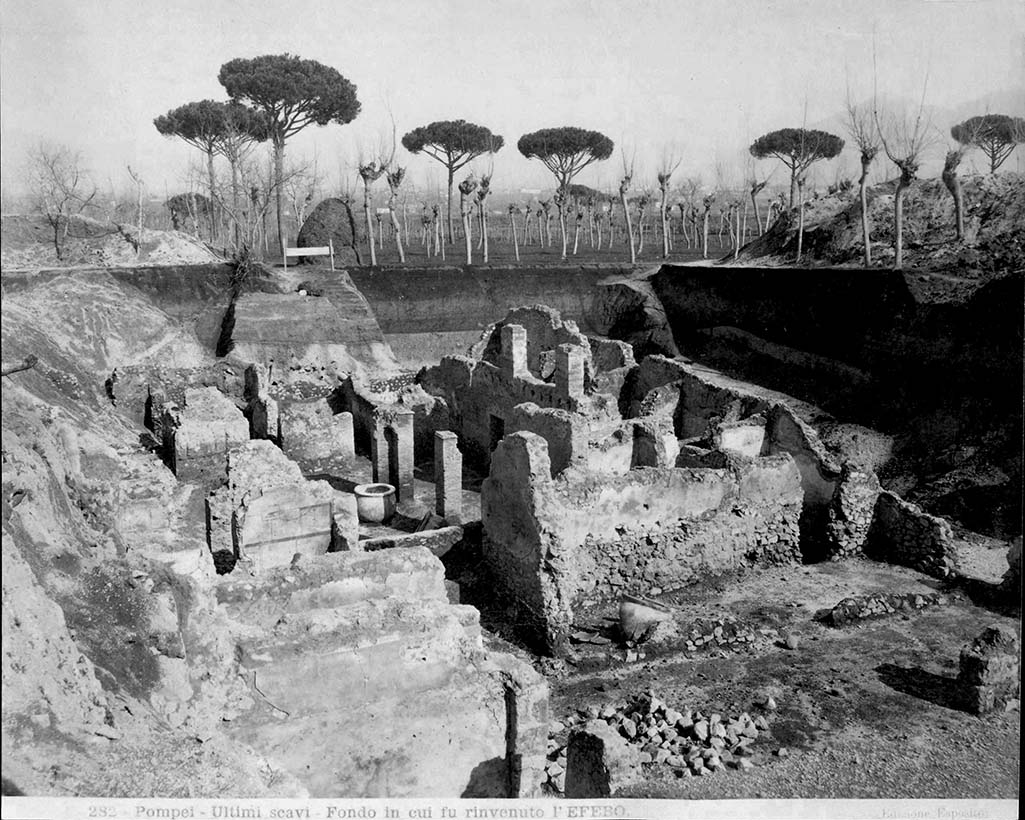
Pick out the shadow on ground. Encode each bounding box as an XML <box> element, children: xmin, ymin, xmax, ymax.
<box><xmin>875</xmin><ymin>663</ymin><xmax>966</xmax><ymax>712</ymax></box>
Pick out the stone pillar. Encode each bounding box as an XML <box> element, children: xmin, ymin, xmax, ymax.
<box><xmin>555</xmin><ymin>344</ymin><xmax>585</xmax><ymax>402</ymax></box>
<box><xmin>248</xmin><ymin>395</ymin><xmax>279</xmax><ymax>440</ymax></box>
<box><xmin>371</xmin><ymin>424</ymin><xmax>390</xmax><ymax>484</ymax></box>
<box><xmin>500</xmin><ymin>324</ymin><xmax>528</xmax><ymax>379</ymax></box>
<box><xmin>392</xmin><ymin>410</ymin><xmax>415</xmax><ymax>503</ymax></box>
<box><xmin>434</xmin><ymin>431</ymin><xmax>462</xmax><ymax>521</ymax></box>
<box><xmin>336</xmin><ymin>411</ymin><xmax>355</xmax><ymax>462</ymax></box>
<box><xmin>372</xmin><ymin>410</ymin><xmax>415</xmax><ymax>504</ymax></box>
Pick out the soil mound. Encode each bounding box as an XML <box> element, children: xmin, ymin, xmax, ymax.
<box><xmin>1</xmin><ymin>214</ymin><xmax>222</xmax><ymax>270</ymax></box>
<box><xmin>732</xmin><ymin>173</ymin><xmax>1024</xmax><ymax>276</ymax></box>
<box><xmin>296</xmin><ymin>197</ymin><xmax>361</xmax><ymax>266</ymax></box>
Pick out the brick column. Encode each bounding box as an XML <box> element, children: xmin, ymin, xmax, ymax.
<box><xmin>434</xmin><ymin>431</ymin><xmax>462</xmax><ymax>521</ymax></box>
<box><xmin>555</xmin><ymin>344</ymin><xmax>585</xmax><ymax>402</ymax></box>
<box><xmin>501</xmin><ymin>324</ymin><xmax>528</xmax><ymax>379</ymax></box>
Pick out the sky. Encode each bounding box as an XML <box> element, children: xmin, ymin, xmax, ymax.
<box><xmin>2</xmin><ymin>0</ymin><xmax>1023</xmax><ymax>201</ymax></box>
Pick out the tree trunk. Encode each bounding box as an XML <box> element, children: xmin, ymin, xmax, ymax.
<box><xmin>858</xmin><ymin>155</ymin><xmax>872</xmax><ymax>267</ymax></box>
<box><xmin>942</xmin><ymin>148</ymin><xmax>965</xmax><ymax>242</ymax></box>
<box><xmin>447</xmin><ymin>168</ymin><xmax>455</xmax><ymax>244</ymax></box>
<box><xmin>750</xmin><ymin>185</ymin><xmax>764</xmax><ymax>236</ymax></box>
<box><xmin>273</xmin><ymin>140</ymin><xmax>285</xmax><ymax>250</ymax></box>
<box><xmin>482</xmin><ymin>209</ymin><xmax>489</xmax><ymax>263</ymax></box>
<box><xmin>796</xmin><ymin>179</ymin><xmax>806</xmax><ymax>263</ymax></box>
<box><xmin>206</xmin><ymin>149</ymin><xmax>218</xmax><ymax>244</ymax></box>
<box><xmin>389</xmin><ymin>195</ymin><xmax>405</xmax><ymax>263</ymax></box>
<box><xmin>788</xmin><ymin>167</ymin><xmax>798</xmax><ymax>210</ymax></box>
<box><xmin>660</xmin><ymin>192</ymin><xmax>670</xmax><ymax>259</ymax></box>
<box><xmin>702</xmin><ymin>208</ymin><xmax>710</xmax><ymax>259</ymax></box>
<box><xmin>460</xmin><ymin>190</ymin><xmax>472</xmax><ymax>265</ymax></box>
<box><xmin>230</xmin><ymin>160</ymin><xmax>241</xmax><ymax>249</ymax></box>
<box><xmin>572</xmin><ymin>213</ymin><xmax>581</xmax><ymax>256</ymax></box>
<box><xmin>620</xmin><ymin>191</ymin><xmax>635</xmax><ymax>264</ymax></box>
<box><xmin>558</xmin><ymin>203</ymin><xmax>568</xmax><ymax>260</ymax></box>
<box><xmin>734</xmin><ymin>205</ymin><xmax>741</xmax><ymax>260</ymax></box>
<box><xmin>511</xmin><ymin>214</ymin><xmax>520</xmax><ymax>262</ymax></box>
<box><xmin>637</xmin><ymin>209</ymin><xmax>646</xmax><ymax>254</ymax></box>
<box><xmin>363</xmin><ymin>185</ymin><xmax>376</xmax><ymax>266</ymax></box>
<box><xmin>894</xmin><ymin>175</ymin><xmax>909</xmax><ymax>270</ymax></box>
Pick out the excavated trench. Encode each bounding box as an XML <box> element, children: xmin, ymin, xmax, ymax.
<box><xmin>2</xmin><ymin>259</ymin><xmax>1019</xmax><ymax>799</ymax></box>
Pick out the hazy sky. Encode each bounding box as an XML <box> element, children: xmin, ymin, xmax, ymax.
<box><xmin>2</xmin><ymin>0</ymin><xmax>1023</xmax><ymax>198</ymax></box>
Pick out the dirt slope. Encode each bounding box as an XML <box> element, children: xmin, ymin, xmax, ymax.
<box><xmin>732</xmin><ymin>173</ymin><xmax>1024</xmax><ymax>276</ymax></box>
<box><xmin>1</xmin><ymin>214</ymin><xmax>222</xmax><ymax>270</ymax></box>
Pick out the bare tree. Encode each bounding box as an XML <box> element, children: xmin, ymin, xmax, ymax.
<box><xmin>126</xmin><ymin>165</ymin><xmax>146</xmax><ymax>254</ymax></box>
<box><xmin>942</xmin><ymin>140</ymin><xmax>969</xmax><ymax>243</ymax></box>
<box><xmin>357</xmin><ymin>137</ymin><xmax>393</xmax><ymax>266</ymax></box>
<box><xmin>508</xmin><ymin>204</ymin><xmax>521</xmax><ymax>261</ymax></box>
<box><xmin>26</xmin><ymin>142</ymin><xmax>97</xmax><ymax>260</ymax></box>
<box><xmin>843</xmin><ymin>90</ymin><xmax>882</xmax><ymax>267</ymax></box>
<box><xmin>636</xmin><ymin>190</ymin><xmax>652</xmax><ymax>255</ymax></box>
<box><xmin>873</xmin><ymin>53</ymin><xmax>933</xmax><ymax>270</ymax></box>
<box><xmin>701</xmin><ymin>193</ymin><xmax>715</xmax><ymax>259</ymax></box>
<box><xmin>619</xmin><ymin>150</ymin><xmax>637</xmax><ymax>264</ymax></box>
<box><xmin>656</xmin><ymin>147</ymin><xmax>682</xmax><ymax>259</ymax></box>
<box><xmin>475</xmin><ymin>169</ymin><xmax>492</xmax><ymax>262</ymax></box>
<box><xmin>386</xmin><ymin>166</ymin><xmax>407</xmax><ymax>263</ymax></box>
<box><xmin>458</xmin><ymin>174</ymin><xmax>478</xmax><ymax>264</ymax></box>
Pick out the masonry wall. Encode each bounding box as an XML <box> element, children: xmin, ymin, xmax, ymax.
<box><xmin>866</xmin><ymin>490</ymin><xmax>961</xmax><ymax>578</ymax></box>
<box><xmin>627</xmin><ymin>355</ymin><xmax>874</xmax><ymax>560</ymax></box>
<box><xmin>482</xmin><ymin>432</ymin><xmax>803</xmax><ymax>653</ymax></box>
<box><xmin>420</xmin><ymin>355</ymin><xmax>587</xmax><ymax>470</ymax></box>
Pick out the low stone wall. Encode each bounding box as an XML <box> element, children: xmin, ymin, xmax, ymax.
<box><xmin>824</xmin><ymin>591</ymin><xmax>946</xmax><ymax>626</ymax></box>
<box><xmin>866</xmin><ymin>490</ymin><xmax>960</xmax><ymax>578</ymax></box>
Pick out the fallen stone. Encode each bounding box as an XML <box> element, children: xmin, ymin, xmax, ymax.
<box><xmin>565</xmin><ymin>720</ymin><xmax>643</xmax><ymax>798</ymax></box>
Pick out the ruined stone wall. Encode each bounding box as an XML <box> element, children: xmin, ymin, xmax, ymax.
<box><xmin>824</xmin><ymin>465</ymin><xmax>882</xmax><ymax>559</ymax></box>
<box><xmin>627</xmin><ymin>356</ymin><xmax>884</xmax><ymax>560</ymax></box>
<box><xmin>420</xmin><ymin>356</ymin><xmax>586</xmax><ymax>469</ymax></box>
<box><xmin>509</xmin><ymin>403</ymin><xmax>588</xmax><ymax>476</ymax></box>
<box><xmin>482</xmin><ymin>432</ymin><xmax>803</xmax><ymax>652</ymax></box>
<box><xmin>866</xmin><ymin>491</ymin><xmax>961</xmax><ymax>578</ymax></box>
<box><xmin>216</xmin><ymin>547</ymin><xmax>549</xmax><ymax>797</ymax></box>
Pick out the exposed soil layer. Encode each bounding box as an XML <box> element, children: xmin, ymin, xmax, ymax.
<box><xmin>732</xmin><ymin>173</ymin><xmax>1024</xmax><ymax>277</ymax></box>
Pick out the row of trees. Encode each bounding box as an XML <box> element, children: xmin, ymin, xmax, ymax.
<box><xmin>110</xmin><ymin>52</ymin><xmax>1000</xmax><ymax>269</ymax></box>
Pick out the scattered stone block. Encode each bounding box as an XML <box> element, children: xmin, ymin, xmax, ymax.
<box><xmin>279</xmin><ymin>399</ymin><xmax>354</xmax><ymax>472</ymax></box>
<box><xmin>565</xmin><ymin>719</ymin><xmax>643</xmax><ymax>798</ymax></box>
<box><xmin>161</xmin><ymin>387</ymin><xmax>249</xmax><ymax>486</ymax></box>
<box><xmin>958</xmin><ymin>625</ymin><xmax>1021</xmax><ymax>715</ymax></box>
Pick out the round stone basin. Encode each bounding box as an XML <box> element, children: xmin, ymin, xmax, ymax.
<box><xmin>353</xmin><ymin>483</ymin><xmax>396</xmax><ymax>524</ymax></box>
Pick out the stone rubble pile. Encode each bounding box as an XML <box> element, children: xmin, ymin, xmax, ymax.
<box><xmin>544</xmin><ymin>690</ymin><xmax>771</xmax><ymax>793</ymax></box>
<box><xmin>682</xmin><ymin>616</ymin><xmax>772</xmax><ymax>654</ymax></box>
<box><xmin>825</xmin><ymin>591</ymin><xmax>946</xmax><ymax>626</ymax></box>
